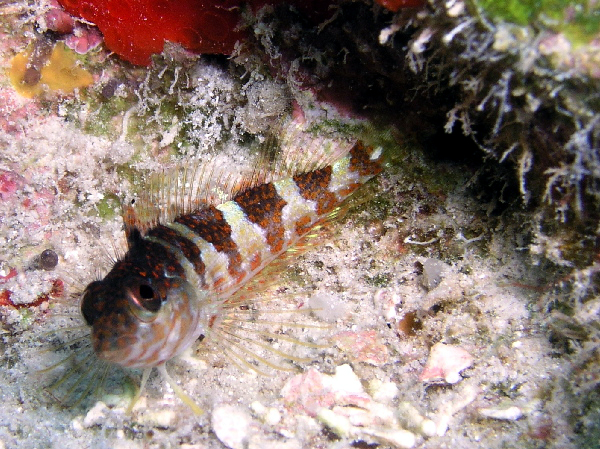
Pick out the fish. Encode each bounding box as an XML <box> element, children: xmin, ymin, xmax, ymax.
<box><xmin>44</xmin><ymin>127</ymin><xmax>384</xmax><ymax>412</ymax></box>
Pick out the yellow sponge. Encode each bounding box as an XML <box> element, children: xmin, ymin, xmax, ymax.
<box><xmin>9</xmin><ymin>42</ymin><xmax>93</xmax><ymax>98</ymax></box>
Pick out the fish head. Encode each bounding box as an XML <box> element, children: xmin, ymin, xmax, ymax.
<box><xmin>80</xmin><ymin>270</ymin><xmax>205</xmax><ymax>369</ymax></box>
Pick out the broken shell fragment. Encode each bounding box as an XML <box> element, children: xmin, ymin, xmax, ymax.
<box><xmin>211</xmin><ymin>405</ymin><xmax>251</xmax><ymax>449</ymax></box>
<box><xmin>333</xmin><ymin>329</ymin><xmax>390</xmax><ymax>366</ymax></box>
<box><xmin>397</xmin><ymin>402</ymin><xmax>436</xmax><ymax>437</ymax></box>
<box><xmin>362</xmin><ymin>428</ymin><xmax>417</xmax><ymax>448</ymax></box>
<box><xmin>479</xmin><ymin>405</ymin><xmax>523</xmax><ymax>421</ymax></box>
<box><xmin>420</xmin><ymin>258</ymin><xmax>448</xmax><ymax>291</ymax></box>
<box><xmin>419</xmin><ymin>343</ymin><xmax>473</xmax><ymax>384</ymax></box>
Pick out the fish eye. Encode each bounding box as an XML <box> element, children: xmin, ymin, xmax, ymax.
<box><xmin>139</xmin><ymin>284</ymin><xmax>154</xmax><ymax>300</ymax></box>
<box><xmin>137</xmin><ymin>283</ymin><xmax>161</xmax><ymax>312</ymax></box>
<box><xmin>129</xmin><ymin>282</ymin><xmax>162</xmax><ymax>313</ymax></box>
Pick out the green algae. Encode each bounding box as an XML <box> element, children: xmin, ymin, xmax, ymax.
<box><xmin>475</xmin><ymin>0</ymin><xmax>600</xmax><ymax>44</ymax></box>
<box><xmin>83</xmin><ymin>95</ymin><xmax>132</xmax><ymax>138</ymax></box>
<box><xmin>94</xmin><ymin>192</ymin><xmax>121</xmax><ymax>219</ymax></box>
<box><xmin>306</xmin><ymin>119</ymin><xmax>364</xmax><ymax>138</ymax></box>
<box><xmin>364</xmin><ymin>272</ymin><xmax>392</xmax><ymax>287</ymax></box>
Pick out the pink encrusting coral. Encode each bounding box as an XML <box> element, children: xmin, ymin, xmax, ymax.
<box><xmin>64</xmin><ymin>25</ymin><xmax>103</xmax><ymax>55</ymax></box>
<box><xmin>42</xmin><ymin>0</ymin><xmax>75</xmax><ymax>34</ymax></box>
<box><xmin>0</xmin><ymin>169</ymin><xmax>23</xmax><ymax>200</ymax></box>
<box><xmin>38</xmin><ymin>1</ymin><xmax>103</xmax><ymax>55</ymax></box>
<box><xmin>0</xmin><ymin>94</ymin><xmax>40</xmax><ymax>134</ymax></box>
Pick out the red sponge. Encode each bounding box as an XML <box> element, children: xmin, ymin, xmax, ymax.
<box><xmin>57</xmin><ymin>0</ymin><xmax>245</xmax><ymax>65</ymax></box>
<box><xmin>375</xmin><ymin>0</ymin><xmax>426</xmax><ymax>12</ymax></box>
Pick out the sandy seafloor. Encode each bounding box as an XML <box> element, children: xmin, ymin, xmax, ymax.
<box><xmin>0</xmin><ymin>11</ymin><xmax>584</xmax><ymax>449</ymax></box>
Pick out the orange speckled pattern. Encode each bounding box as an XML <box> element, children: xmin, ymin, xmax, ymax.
<box><xmin>234</xmin><ymin>183</ymin><xmax>287</xmax><ymax>254</ymax></box>
<box><xmin>80</xmin><ymin>140</ymin><xmax>384</xmax><ymax>369</ymax></box>
<box><xmin>175</xmin><ymin>206</ymin><xmax>244</xmax><ymax>280</ymax></box>
<box><xmin>147</xmin><ymin>225</ymin><xmax>206</xmax><ymax>282</ymax></box>
<box><xmin>349</xmin><ymin>141</ymin><xmax>384</xmax><ymax>177</ymax></box>
<box><xmin>294</xmin><ymin>166</ymin><xmax>339</xmax><ymax>215</ymax></box>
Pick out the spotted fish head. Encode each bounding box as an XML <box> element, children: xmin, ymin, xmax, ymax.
<box><xmin>80</xmin><ymin>264</ymin><xmax>205</xmax><ymax>369</ymax></box>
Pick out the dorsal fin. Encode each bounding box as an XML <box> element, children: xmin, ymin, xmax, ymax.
<box><xmin>257</xmin><ymin>120</ymin><xmax>356</xmax><ymax>181</ymax></box>
<box><xmin>123</xmin><ymin>119</ymin><xmax>358</xmax><ymax>237</ymax></box>
<box><xmin>123</xmin><ymin>153</ymin><xmax>251</xmax><ymax>238</ymax></box>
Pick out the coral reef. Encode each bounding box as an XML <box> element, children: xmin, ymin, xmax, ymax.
<box><xmin>0</xmin><ymin>0</ymin><xmax>598</xmax><ymax>448</ymax></box>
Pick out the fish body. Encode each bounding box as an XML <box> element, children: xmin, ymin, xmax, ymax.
<box><xmin>80</xmin><ymin>141</ymin><xmax>383</xmax><ymax>370</ymax></box>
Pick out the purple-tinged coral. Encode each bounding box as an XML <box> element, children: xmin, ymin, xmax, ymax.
<box><xmin>64</xmin><ymin>25</ymin><xmax>103</xmax><ymax>55</ymax></box>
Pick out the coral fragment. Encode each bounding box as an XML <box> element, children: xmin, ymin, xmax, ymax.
<box><xmin>419</xmin><ymin>342</ymin><xmax>473</xmax><ymax>384</ymax></box>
